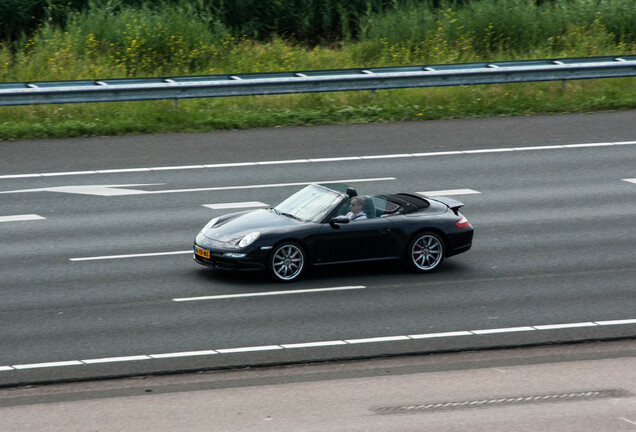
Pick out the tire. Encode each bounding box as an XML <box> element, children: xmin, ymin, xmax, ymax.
<box><xmin>268</xmin><ymin>242</ymin><xmax>305</xmax><ymax>282</ymax></box>
<box><xmin>407</xmin><ymin>231</ymin><xmax>445</xmax><ymax>272</ymax></box>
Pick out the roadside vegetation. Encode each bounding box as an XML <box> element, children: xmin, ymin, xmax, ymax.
<box><xmin>1</xmin><ymin>0</ymin><xmax>635</xmax><ymax>140</ymax></box>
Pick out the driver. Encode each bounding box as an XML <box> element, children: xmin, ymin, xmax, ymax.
<box><xmin>346</xmin><ymin>196</ymin><xmax>367</xmax><ymax>221</ymax></box>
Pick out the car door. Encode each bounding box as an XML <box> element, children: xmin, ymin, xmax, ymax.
<box><xmin>315</xmin><ymin>217</ymin><xmax>395</xmax><ymax>264</ymax></box>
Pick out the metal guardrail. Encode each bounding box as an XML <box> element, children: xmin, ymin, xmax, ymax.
<box><xmin>1</xmin><ymin>55</ymin><xmax>635</xmax><ymax>106</ymax></box>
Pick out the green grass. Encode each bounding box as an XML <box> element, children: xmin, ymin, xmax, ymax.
<box><xmin>1</xmin><ymin>0</ymin><xmax>636</xmax><ymax>141</ymax></box>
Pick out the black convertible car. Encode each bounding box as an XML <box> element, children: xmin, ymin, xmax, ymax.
<box><xmin>194</xmin><ymin>184</ymin><xmax>473</xmax><ymax>282</ymax></box>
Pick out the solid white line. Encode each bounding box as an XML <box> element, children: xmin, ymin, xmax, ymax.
<box><xmin>464</xmin><ymin>148</ymin><xmax>516</xmax><ymax>154</ymax></box>
<box><xmin>533</xmin><ymin>322</ymin><xmax>597</xmax><ymax>330</ymax></box>
<box><xmin>563</xmin><ymin>142</ymin><xmax>614</xmax><ymax>148</ymax></box>
<box><xmin>216</xmin><ymin>346</ymin><xmax>282</xmax><ymax>354</ymax></box>
<box><xmin>412</xmin><ymin>151</ymin><xmax>463</xmax><ymax>157</ymax></box>
<box><xmin>257</xmin><ymin>159</ymin><xmax>310</xmax><ymax>165</ymax></box>
<box><xmin>70</xmin><ymin>250</ymin><xmax>191</xmax><ymax>262</ymax></box>
<box><xmin>41</xmin><ymin>171</ymin><xmax>95</xmax><ymax>177</ymax></box>
<box><xmin>514</xmin><ymin>145</ymin><xmax>563</xmax><ymax>151</ymax></box>
<box><xmin>309</xmin><ymin>156</ymin><xmax>361</xmax><ymax>162</ymax></box>
<box><xmin>12</xmin><ymin>361</ymin><xmax>83</xmax><ymax>370</ymax></box>
<box><xmin>418</xmin><ymin>189</ymin><xmax>481</xmax><ymax>196</ymax></box>
<box><xmin>471</xmin><ymin>326</ymin><xmax>535</xmax><ymax>335</ymax></box>
<box><xmin>409</xmin><ymin>331</ymin><xmax>473</xmax><ymax>339</ymax></box>
<box><xmin>149</xmin><ymin>350</ymin><xmax>217</xmax><ymax>359</ymax></box>
<box><xmin>361</xmin><ymin>153</ymin><xmax>412</xmax><ymax>160</ymax></box>
<box><xmin>0</xmin><ymin>214</ymin><xmax>45</xmax><ymax>223</ymax></box>
<box><xmin>345</xmin><ymin>336</ymin><xmax>411</xmax><ymax>344</ymax></box>
<box><xmin>173</xmin><ymin>286</ymin><xmax>367</xmax><ymax>302</ymax></box>
<box><xmin>203</xmin><ymin>201</ymin><xmax>267</xmax><ymax>210</ymax></box>
<box><xmin>96</xmin><ymin>168</ymin><xmax>151</xmax><ymax>174</ymax></box>
<box><xmin>595</xmin><ymin>318</ymin><xmax>636</xmax><ymax>325</ymax></box>
<box><xmin>2</xmin><ymin>318</ymin><xmax>634</xmax><ymax>372</ymax></box>
<box><xmin>619</xmin><ymin>417</ymin><xmax>636</xmax><ymax>426</ymax></box>
<box><xmin>1</xmin><ymin>141</ymin><xmax>634</xmax><ymax>179</ymax></box>
<box><xmin>82</xmin><ymin>355</ymin><xmax>151</xmax><ymax>364</ymax></box>
<box><xmin>281</xmin><ymin>341</ymin><xmax>348</xmax><ymax>349</ymax></box>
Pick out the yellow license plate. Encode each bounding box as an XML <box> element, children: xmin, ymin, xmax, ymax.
<box><xmin>195</xmin><ymin>246</ymin><xmax>210</xmax><ymax>259</ymax></box>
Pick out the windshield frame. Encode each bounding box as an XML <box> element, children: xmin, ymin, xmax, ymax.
<box><xmin>274</xmin><ymin>184</ymin><xmax>346</xmax><ymax>223</ymax></box>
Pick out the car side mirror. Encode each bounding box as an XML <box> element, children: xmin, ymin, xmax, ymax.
<box><xmin>329</xmin><ymin>215</ymin><xmax>350</xmax><ymax>228</ymax></box>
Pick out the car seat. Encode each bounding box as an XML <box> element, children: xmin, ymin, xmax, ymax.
<box><xmin>362</xmin><ymin>195</ymin><xmax>376</xmax><ymax>219</ymax></box>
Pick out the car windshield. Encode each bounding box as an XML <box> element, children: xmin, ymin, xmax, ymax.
<box><xmin>274</xmin><ymin>185</ymin><xmax>343</xmax><ymax>223</ymax></box>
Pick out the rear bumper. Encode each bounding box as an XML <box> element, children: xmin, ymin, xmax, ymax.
<box><xmin>446</xmin><ymin>228</ymin><xmax>474</xmax><ymax>257</ymax></box>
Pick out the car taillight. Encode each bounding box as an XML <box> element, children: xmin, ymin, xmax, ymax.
<box><xmin>455</xmin><ymin>215</ymin><xmax>470</xmax><ymax>228</ymax></box>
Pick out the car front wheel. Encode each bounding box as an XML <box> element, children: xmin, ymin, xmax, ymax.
<box><xmin>407</xmin><ymin>231</ymin><xmax>444</xmax><ymax>272</ymax></box>
<box><xmin>269</xmin><ymin>242</ymin><xmax>305</xmax><ymax>282</ymax></box>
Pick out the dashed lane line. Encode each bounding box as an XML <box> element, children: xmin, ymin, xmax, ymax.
<box><xmin>2</xmin><ymin>318</ymin><xmax>635</xmax><ymax>372</ymax></box>
<box><xmin>203</xmin><ymin>201</ymin><xmax>268</xmax><ymax>210</ymax></box>
<box><xmin>173</xmin><ymin>286</ymin><xmax>367</xmax><ymax>302</ymax></box>
<box><xmin>0</xmin><ymin>214</ymin><xmax>45</xmax><ymax>223</ymax></box>
<box><xmin>418</xmin><ymin>189</ymin><xmax>480</xmax><ymax>196</ymax></box>
<box><xmin>1</xmin><ymin>141</ymin><xmax>634</xmax><ymax>180</ymax></box>
<box><xmin>620</xmin><ymin>417</ymin><xmax>636</xmax><ymax>426</ymax></box>
<box><xmin>70</xmin><ymin>250</ymin><xmax>192</xmax><ymax>262</ymax></box>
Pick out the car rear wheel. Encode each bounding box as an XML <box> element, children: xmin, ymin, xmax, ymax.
<box><xmin>407</xmin><ymin>231</ymin><xmax>444</xmax><ymax>272</ymax></box>
<box><xmin>269</xmin><ymin>242</ymin><xmax>305</xmax><ymax>282</ymax></box>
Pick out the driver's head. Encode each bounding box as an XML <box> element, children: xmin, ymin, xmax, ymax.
<box><xmin>350</xmin><ymin>196</ymin><xmax>365</xmax><ymax>210</ymax></box>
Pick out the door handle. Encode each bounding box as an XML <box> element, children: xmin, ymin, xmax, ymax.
<box><xmin>378</xmin><ymin>228</ymin><xmax>391</xmax><ymax>234</ymax></box>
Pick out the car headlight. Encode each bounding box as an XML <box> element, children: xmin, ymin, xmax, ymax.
<box><xmin>238</xmin><ymin>231</ymin><xmax>260</xmax><ymax>248</ymax></box>
<box><xmin>201</xmin><ymin>217</ymin><xmax>219</xmax><ymax>233</ymax></box>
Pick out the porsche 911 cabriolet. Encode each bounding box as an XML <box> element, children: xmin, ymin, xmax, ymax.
<box><xmin>194</xmin><ymin>183</ymin><xmax>473</xmax><ymax>282</ymax></box>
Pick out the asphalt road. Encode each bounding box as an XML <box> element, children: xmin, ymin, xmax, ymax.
<box><xmin>1</xmin><ymin>111</ymin><xmax>635</xmax><ymax>386</ymax></box>
<box><xmin>2</xmin><ymin>340</ymin><xmax>635</xmax><ymax>431</ymax></box>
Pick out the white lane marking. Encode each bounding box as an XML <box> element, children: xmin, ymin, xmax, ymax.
<box><xmin>70</xmin><ymin>250</ymin><xmax>191</xmax><ymax>262</ymax></box>
<box><xmin>0</xmin><ymin>184</ymin><xmax>162</xmax><ymax>196</ymax></box>
<box><xmin>409</xmin><ymin>331</ymin><xmax>473</xmax><ymax>339</ymax></box>
<box><xmin>149</xmin><ymin>350</ymin><xmax>217</xmax><ymax>359</ymax></box>
<box><xmin>624</xmin><ymin>178</ymin><xmax>636</xmax><ymax>184</ymax></box>
<box><xmin>463</xmin><ymin>148</ymin><xmax>516</xmax><ymax>154</ymax></box>
<box><xmin>619</xmin><ymin>417</ymin><xmax>636</xmax><ymax>426</ymax></box>
<box><xmin>596</xmin><ymin>318</ymin><xmax>636</xmax><ymax>325</ymax></box>
<box><xmin>203</xmin><ymin>201</ymin><xmax>267</xmax><ymax>210</ymax></box>
<box><xmin>1</xmin><ymin>141</ymin><xmax>634</xmax><ymax>180</ymax></box>
<box><xmin>281</xmin><ymin>341</ymin><xmax>348</xmax><ymax>349</ymax></box>
<box><xmin>3</xmin><ymin>318</ymin><xmax>634</xmax><ymax>372</ymax></box>
<box><xmin>418</xmin><ymin>189</ymin><xmax>481</xmax><ymax>196</ymax></box>
<box><xmin>82</xmin><ymin>355</ymin><xmax>151</xmax><ymax>364</ymax></box>
<box><xmin>216</xmin><ymin>346</ymin><xmax>283</xmax><ymax>354</ymax></box>
<box><xmin>533</xmin><ymin>322</ymin><xmax>597</xmax><ymax>330</ymax></box>
<box><xmin>471</xmin><ymin>326</ymin><xmax>535</xmax><ymax>335</ymax></box>
<box><xmin>12</xmin><ymin>361</ymin><xmax>83</xmax><ymax>370</ymax></box>
<box><xmin>173</xmin><ymin>286</ymin><xmax>367</xmax><ymax>302</ymax></box>
<box><xmin>345</xmin><ymin>336</ymin><xmax>411</xmax><ymax>344</ymax></box>
<box><xmin>0</xmin><ymin>177</ymin><xmax>396</xmax><ymax>196</ymax></box>
<box><xmin>0</xmin><ymin>214</ymin><xmax>46</xmax><ymax>223</ymax></box>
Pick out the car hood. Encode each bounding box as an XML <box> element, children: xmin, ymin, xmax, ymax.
<box><xmin>203</xmin><ymin>209</ymin><xmax>300</xmax><ymax>243</ymax></box>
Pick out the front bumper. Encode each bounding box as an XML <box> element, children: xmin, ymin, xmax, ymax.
<box><xmin>193</xmin><ymin>242</ymin><xmax>268</xmax><ymax>271</ymax></box>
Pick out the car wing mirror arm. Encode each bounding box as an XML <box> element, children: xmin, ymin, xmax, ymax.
<box><xmin>329</xmin><ymin>215</ymin><xmax>350</xmax><ymax>229</ymax></box>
